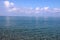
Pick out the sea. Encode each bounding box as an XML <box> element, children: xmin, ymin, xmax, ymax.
<box><xmin>0</xmin><ymin>16</ymin><xmax>60</xmax><ymax>40</ymax></box>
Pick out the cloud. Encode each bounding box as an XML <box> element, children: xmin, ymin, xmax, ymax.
<box><xmin>4</xmin><ymin>0</ymin><xmax>17</xmax><ymax>12</ymax></box>
<box><xmin>34</xmin><ymin>7</ymin><xmax>40</xmax><ymax>13</ymax></box>
<box><xmin>3</xmin><ymin>1</ymin><xmax>60</xmax><ymax>15</ymax></box>
<box><xmin>10</xmin><ymin>2</ymin><xmax>14</xmax><ymax>6</ymax></box>
<box><xmin>16</xmin><ymin>7</ymin><xmax>60</xmax><ymax>14</ymax></box>
<box><xmin>53</xmin><ymin>8</ymin><xmax>60</xmax><ymax>12</ymax></box>
<box><xmin>4</xmin><ymin>1</ymin><xmax>10</xmax><ymax>8</ymax></box>
<box><xmin>44</xmin><ymin>7</ymin><xmax>49</xmax><ymax>10</ymax></box>
<box><xmin>35</xmin><ymin>7</ymin><xmax>40</xmax><ymax>10</ymax></box>
<box><xmin>8</xmin><ymin>7</ymin><xmax>17</xmax><ymax>12</ymax></box>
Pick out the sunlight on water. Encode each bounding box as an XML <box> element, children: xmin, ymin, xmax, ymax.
<box><xmin>35</xmin><ymin>16</ymin><xmax>39</xmax><ymax>28</ymax></box>
<box><xmin>5</xmin><ymin>16</ymin><xmax>10</xmax><ymax>27</ymax></box>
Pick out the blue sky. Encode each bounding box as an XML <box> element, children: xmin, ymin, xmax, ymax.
<box><xmin>7</xmin><ymin>0</ymin><xmax>60</xmax><ymax>8</ymax></box>
<box><xmin>0</xmin><ymin>0</ymin><xmax>60</xmax><ymax>17</ymax></box>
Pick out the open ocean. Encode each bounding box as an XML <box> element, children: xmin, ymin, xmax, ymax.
<box><xmin>0</xmin><ymin>16</ymin><xmax>60</xmax><ymax>40</ymax></box>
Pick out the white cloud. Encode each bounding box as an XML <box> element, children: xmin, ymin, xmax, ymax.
<box><xmin>35</xmin><ymin>7</ymin><xmax>40</xmax><ymax>13</ymax></box>
<box><xmin>4</xmin><ymin>1</ymin><xmax>10</xmax><ymax>8</ymax></box>
<box><xmin>4</xmin><ymin>0</ymin><xmax>17</xmax><ymax>12</ymax></box>
<box><xmin>3</xmin><ymin>1</ymin><xmax>60</xmax><ymax>14</ymax></box>
<box><xmin>8</xmin><ymin>7</ymin><xmax>17</xmax><ymax>12</ymax></box>
<box><xmin>52</xmin><ymin>8</ymin><xmax>60</xmax><ymax>13</ymax></box>
<box><xmin>10</xmin><ymin>2</ymin><xmax>14</xmax><ymax>6</ymax></box>
<box><xmin>12</xmin><ymin>7</ymin><xmax>17</xmax><ymax>11</ymax></box>
<box><xmin>44</xmin><ymin>7</ymin><xmax>49</xmax><ymax>10</ymax></box>
<box><xmin>17</xmin><ymin>7</ymin><xmax>60</xmax><ymax>14</ymax></box>
<box><xmin>35</xmin><ymin>7</ymin><xmax>40</xmax><ymax>10</ymax></box>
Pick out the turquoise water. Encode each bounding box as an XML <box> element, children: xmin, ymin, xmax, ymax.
<box><xmin>0</xmin><ymin>16</ymin><xmax>60</xmax><ymax>40</ymax></box>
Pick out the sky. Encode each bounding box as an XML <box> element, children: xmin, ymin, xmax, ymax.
<box><xmin>0</xmin><ymin>0</ymin><xmax>60</xmax><ymax>17</ymax></box>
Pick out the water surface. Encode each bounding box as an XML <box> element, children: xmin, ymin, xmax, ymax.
<box><xmin>0</xmin><ymin>16</ymin><xmax>60</xmax><ymax>40</ymax></box>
